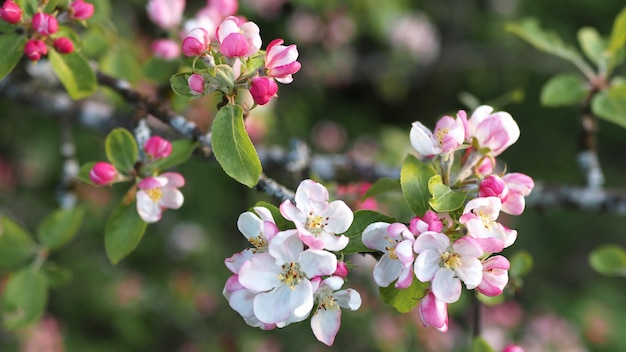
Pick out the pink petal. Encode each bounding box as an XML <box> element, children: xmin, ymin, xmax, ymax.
<box><xmin>161</xmin><ymin>172</ymin><xmax>185</xmax><ymax>187</ymax></box>
<box><xmin>311</xmin><ymin>306</ymin><xmax>341</xmax><ymax>346</ymax></box>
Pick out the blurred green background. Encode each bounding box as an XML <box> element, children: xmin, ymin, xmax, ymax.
<box><xmin>1</xmin><ymin>0</ymin><xmax>625</xmax><ymax>351</ymax></box>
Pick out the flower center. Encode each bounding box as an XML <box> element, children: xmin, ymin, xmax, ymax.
<box><xmin>277</xmin><ymin>262</ymin><xmax>304</xmax><ymax>290</ymax></box>
<box><xmin>440</xmin><ymin>251</ymin><xmax>461</xmax><ymax>269</ymax></box>
<box><xmin>305</xmin><ymin>212</ymin><xmax>328</xmax><ymax>235</ymax></box>
<box><xmin>315</xmin><ymin>288</ymin><xmax>339</xmax><ymax>312</ymax></box>
<box><xmin>248</xmin><ymin>235</ymin><xmax>268</xmax><ymax>250</ymax></box>
<box><xmin>146</xmin><ymin>187</ymin><xmax>163</xmax><ymax>202</ymax></box>
<box><xmin>435</xmin><ymin>128</ymin><xmax>449</xmax><ymax>145</ymax></box>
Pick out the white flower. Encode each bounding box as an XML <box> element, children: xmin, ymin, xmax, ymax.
<box><xmin>362</xmin><ymin>222</ymin><xmax>415</xmax><ymax>288</ymax></box>
<box><xmin>280</xmin><ymin>179</ymin><xmax>353</xmax><ymax>251</ymax></box>
<box><xmin>136</xmin><ymin>172</ymin><xmax>184</xmax><ymax>223</ymax></box>
<box><xmin>310</xmin><ymin>276</ymin><xmax>361</xmax><ymax>346</ymax></box>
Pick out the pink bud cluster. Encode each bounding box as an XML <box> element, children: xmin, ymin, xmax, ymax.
<box><xmin>362</xmin><ymin>105</ymin><xmax>533</xmax><ymax>332</ymax></box>
<box><xmin>88</xmin><ymin>136</ymin><xmax>184</xmax><ymax>224</ymax></box>
<box><xmin>1</xmin><ymin>0</ymin><xmax>95</xmax><ymax>61</ymax></box>
<box><xmin>223</xmin><ymin>180</ymin><xmax>361</xmax><ymax>346</ymax></box>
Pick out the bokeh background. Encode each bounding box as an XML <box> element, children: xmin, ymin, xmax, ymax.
<box><xmin>1</xmin><ymin>0</ymin><xmax>625</xmax><ymax>351</ymax></box>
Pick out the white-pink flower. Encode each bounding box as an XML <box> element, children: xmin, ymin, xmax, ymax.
<box><xmin>410</xmin><ymin>112</ymin><xmax>465</xmax><ymax>157</ymax></box>
<box><xmin>146</xmin><ymin>0</ymin><xmax>185</xmax><ymax>30</ymax></box>
<box><xmin>223</xmin><ymin>274</ymin><xmax>276</xmax><ymax>330</ymax></box>
<box><xmin>216</xmin><ymin>16</ymin><xmax>261</xmax><ymax>58</ymax></box>
<box><xmin>468</xmin><ymin>105</ymin><xmax>520</xmax><ymax>156</ymax></box>
<box><xmin>476</xmin><ymin>255</ymin><xmax>510</xmax><ymax>297</ymax></box>
<box><xmin>310</xmin><ymin>276</ymin><xmax>361</xmax><ymax>346</ymax></box>
<box><xmin>237</xmin><ymin>206</ymin><xmax>279</xmax><ymax>252</ymax></box>
<box><xmin>459</xmin><ymin>197</ymin><xmax>517</xmax><ymax>252</ymax></box>
<box><xmin>501</xmin><ymin>173</ymin><xmax>534</xmax><ymax>215</ymax></box>
<box><xmin>187</xmin><ymin>73</ymin><xmax>205</xmax><ymax>95</ymax></box>
<box><xmin>237</xmin><ymin>230</ymin><xmax>337</xmax><ymax>325</ymax></box>
<box><xmin>414</xmin><ymin>232</ymin><xmax>483</xmax><ymax>303</ymax></box>
<box><xmin>182</xmin><ymin>28</ymin><xmax>210</xmax><ymax>57</ymax></box>
<box><xmin>265</xmin><ymin>39</ymin><xmax>301</xmax><ymax>84</ymax></box>
<box><xmin>362</xmin><ymin>222</ymin><xmax>415</xmax><ymax>288</ymax></box>
<box><xmin>136</xmin><ymin>172</ymin><xmax>184</xmax><ymax>223</ymax></box>
<box><xmin>418</xmin><ymin>291</ymin><xmax>448</xmax><ymax>332</ymax></box>
<box><xmin>409</xmin><ymin>210</ymin><xmax>443</xmax><ymax>234</ymax></box>
<box><xmin>280</xmin><ymin>179</ymin><xmax>353</xmax><ymax>251</ymax></box>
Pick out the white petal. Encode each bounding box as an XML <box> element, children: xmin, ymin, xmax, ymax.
<box><xmin>253</xmin><ymin>206</ymin><xmax>275</xmax><ymax>222</ymax></box>
<box><xmin>320</xmin><ymin>233</ymin><xmax>349</xmax><ymax>252</ymax></box>
<box><xmin>361</xmin><ymin>222</ymin><xmax>391</xmax><ymax>252</ymax></box>
<box><xmin>322</xmin><ymin>200</ymin><xmax>354</xmax><ymax>234</ymax></box>
<box><xmin>413</xmin><ymin>231</ymin><xmax>449</xmax><ymax>253</ymax></box>
<box><xmin>373</xmin><ymin>254</ymin><xmax>402</xmax><ymax>287</ymax></box>
<box><xmin>253</xmin><ymin>285</ymin><xmax>292</xmax><ymax>324</ymax></box>
<box><xmin>334</xmin><ymin>289</ymin><xmax>362</xmax><ymax>310</ymax></box>
<box><xmin>414</xmin><ymin>249</ymin><xmax>441</xmax><ymax>282</ymax></box>
<box><xmin>410</xmin><ymin>122</ymin><xmax>441</xmax><ymax>156</ymax></box>
<box><xmin>311</xmin><ymin>306</ymin><xmax>341</xmax><ymax>346</ymax></box>
<box><xmin>455</xmin><ymin>257</ymin><xmax>483</xmax><ymax>289</ymax></box>
<box><xmin>136</xmin><ymin>191</ymin><xmax>162</xmax><ymax>223</ymax></box>
<box><xmin>279</xmin><ymin>199</ymin><xmax>304</xmax><ymax>223</ymax></box>
<box><xmin>268</xmin><ymin>230</ymin><xmax>302</xmax><ymax>264</ymax></box>
<box><xmin>468</xmin><ymin>105</ymin><xmax>494</xmax><ymax>133</ymax></box>
<box><xmin>228</xmin><ymin>287</ymin><xmax>256</xmax><ymax>318</ymax></box>
<box><xmin>238</xmin><ymin>253</ymin><xmax>281</xmax><ymax>292</ymax></box>
<box><xmin>395</xmin><ymin>240</ymin><xmax>415</xmax><ymax>267</ymax></box>
<box><xmin>159</xmin><ymin>187</ymin><xmax>184</xmax><ymax>209</ymax></box>
<box><xmin>432</xmin><ymin>268</ymin><xmax>462</xmax><ymax>303</ymax></box>
<box><xmin>224</xmin><ymin>248</ymin><xmax>254</xmax><ymax>274</ymax></box>
<box><xmin>237</xmin><ymin>211</ymin><xmax>263</xmax><ymax>240</ymax></box>
<box><xmin>291</xmin><ymin>280</ymin><xmax>314</xmax><ymax>318</ymax></box>
<box><xmin>299</xmin><ymin>249</ymin><xmax>337</xmax><ymax>277</ymax></box>
<box><xmin>295</xmin><ymin>179</ymin><xmax>329</xmax><ymax>207</ymax></box>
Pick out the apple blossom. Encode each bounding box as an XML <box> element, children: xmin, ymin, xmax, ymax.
<box><xmin>409</xmin><ymin>210</ymin><xmax>443</xmax><ymax>234</ymax></box>
<box><xmin>187</xmin><ymin>73</ymin><xmax>205</xmax><ymax>95</ymax></box>
<box><xmin>418</xmin><ymin>291</ymin><xmax>448</xmax><ymax>332</ymax></box>
<box><xmin>236</xmin><ymin>206</ymin><xmax>279</xmax><ymax>252</ymax></box>
<box><xmin>501</xmin><ymin>173</ymin><xmax>534</xmax><ymax>215</ymax></box>
<box><xmin>182</xmin><ymin>28</ymin><xmax>210</xmax><ymax>57</ymax></box>
<box><xmin>459</xmin><ymin>196</ymin><xmax>517</xmax><ymax>252</ymax></box>
<box><xmin>265</xmin><ymin>38</ymin><xmax>301</xmax><ymax>84</ymax></box>
<box><xmin>24</xmin><ymin>39</ymin><xmax>47</xmax><ymax>61</ymax></box>
<box><xmin>69</xmin><ymin>0</ymin><xmax>95</xmax><ymax>21</ymax></box>
<box><xmin>216</xmin><ymin>16</ymin><xmax>262</xmax><ymax>58</ymax></box>
<box><xmin>146</xmin><ymin>0</ymin><xmax>185</xmax><ymax>30</ymax></box>
<box><xmin>476</xmin><ymin>255</ymin><xmax>510</xmax><ymax>297</ymax></box>
<box><xmin>32</xmin><ymin>12</ymin><xmax>58</xmax><ymax>36</ymax></box>
<box><xmin>0</xmin><ymin>0</ymin><xmax>22</xmax><ymax>24</ymax></box>
<box><xmin>143</xmin><ymin>135</ymin><xmax>172</xmax><ymax>160</ymax></box>
<box><xmin>136</xmin><ymin>172</ymin><xmax>185</xmax><ymax>223</ymax></box>
<box><xmin>152</xmin><ymin>39</ymin><xmax>180</xmax><ymax>60</ymax></box>
<box><xmin>237</xmin><ymin>230</ymin><xmax>337</xmax><ymax>325</ymax></box>
<box><xmin>53</xmin><ymin>37</ymin><xmax>74</xmax><ymax>54</ymax></box>
<box><xmin>280</xmin><ymin>179</ymin><xmax>353</xmax><ymax>251</ymax></box>
<box><xmin>414</xmin><ymin>232</ymin><xmax>483</xmax><ymax>303</ymax></box>
<box><xmin>89</xmin><ymin>162</ymin><xmax>117</xmax><ymax>185</ymax></box>
<box><xmin>249</xmin><ymin>77</ymin><xmax>278</xmax><ymax>105</ymax></box>
<box><xmin>468</xmin><ymin>105</ymin><xmax>520</xmax><ymax>156</ymax></box>
<box><xmin>362</xmin><ymin>222</ymin><xmax>416</xmax><ymax>288</ymax></box>
<box><xmin>410</xmin><ymin>112</ymin><xmax>465</xmax><ymax>157</ymax></box>
<box><xmin>310</xmin><ymin>276</ymin><xmax>361</xmax><ymax>346</ymax></box>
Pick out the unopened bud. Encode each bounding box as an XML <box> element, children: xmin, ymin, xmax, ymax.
<box><xmin>187</xmin><ymin>73</ymin><xmax>205</xmax><ymax>95</ymax></box>
<box><xmin>32</xmin><ymin>12</ymin><xmax>58</xmax><ymax>36</ymax></box>
<box><xmin>249</xmin><ymin>77</ymin><xmax>278</xmax><ymax>105</ymax></box>
<box><xmin>334</xmin><ymin>261</ymin><xmax>349</xmax><ymax>278</ymax></box>
<box><xmin>89</xmin><ymin>162</ymin><xmax>118</xmax><ymax>185</ymax></box>
<box><xmin>24</xmin><ymin>39</ymin><xmax>48</xmax><ymax>61</ymax></box>
<box><xmin>69</xmin><ymin>0</ymin><xmax>95</xmax><ymax>20</ymax></box>
<box><xmin>53</xmin><ymin>37</ymin><xmax>74</xmax><ymax>54</ymax></box>
<box><xmin>144</xmin><ymin>136</ymin><xmax>172</xmax><ymax>160</ymax></box>
<box><xmin>0</xmin><ymin>0</ymin><xmax>22</xmax><ymax>24</ymax></box>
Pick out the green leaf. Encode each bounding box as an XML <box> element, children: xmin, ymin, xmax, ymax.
<box><xmin>100</xmin><ymin>44</ymin><xmax>141</xmax><ymax>84</ymax></box>
<box><xmin>507</xmin><ymin>19</ymin><xmax>586</xmax><ymax>67</ymax></box>
<box><xmin>105</xmin><ymin>201</ymin><xmax>148</xmax><ymax>264</ymax></box>
<box><xmin>0</xmin><ymin>34</ymin><xmax>26</xmax><ymax>81</ymax></box>
<box><xmin>2</xmin><ymin>267</ymin><xmax>48</xmax><ymax>330</ymax></box>
<box><xmin>15</xmin><ymin>0</ymin><xmax>38</xmax><ymax>16</ymax></box>
<box><xmin>607</xmin><ymin>7</ymin><xmax>626</xmax><ymax>55</ymax></box>
<box><xmin>578</xmin><ymin>27</ymin><xmax>607</xmax><ymax>68</ymax></box>
<box><xmin>471</xmin><ymin>337</ymin><xmax>496</xmax><ymax>352</ymax></box>
<box><xmin>400</xmin><ymin>154</ymin><xmax>436</xmax><ymax>216</ymax></box>
<box><xmin>77</xmin><ymin>161</ymin><xmax>97</xmax><ymax>185</ymax></box>
<box><xmin>105</xmin><ymin>128</ymin><xmax>138</xmax><ymax>174</ymax></box>
<box><xmin>49</xmin><ymin>50</ymin><xmax>97</xmax><ymax>100</ymax></box>
<box><xmin>592</xmin><ymin>82</ymin><xmax>626</xmax><ymax>129</ymax></box>
<box><xmin>509</xmin><ymin>250</ymin><xmax>533</xmax><ymax>278</ymax></box>
<box><xmin>170</xmin><ymin>72</ymin><xmax>199</xmax><ymax>99</ymax></box>
<box><xmin>0</xmin><ymin>217</ymin><xmax>35</xmax><ymax>270</ymax></box>
<box><xmin>362</xmin><ymin>177</ymin><xmax>401</xmax><ymax>200</ymax></box>
<box><xmin>379</xmin><ymin>279</ymin><xmax>429</xmax><ymax>313</ymax></box>
<box><xmin>42</xmin><ymin>263</ymin><xmax>73</xmax><ymax>288</ymax></box>
<box><xmin>540</xmin><ymin>74</ymin><xmax>588</xmax><ymax>107</ymax></box>
<box><xmin>143</xmin><ymin>58</ymin><xmax>180</xmax><ymax>84</ymax></box>
<box><xmin>149</xmin><ymin>140</ymin><xmax>197</xmax><ymax>171</ymax></box>
<box><xmin>589</xmin><ymin>244</ymin><xmax>626</xmax><ymax>277</ymax></box>
<box><xmin>427</xmin><ymin>175</ymin><xmax>467</xmax><ymax>212</ymax></box>
<box><xmin>37</xmin><ymin>207</ymin><xmax>85</xmax><ymax>250</ymax></box>
<box><xmin>212</xmin><ymin>104</ymin><xmax>262</xmax><ymax>188</ymax></box>
<box><xmin>342</xmin><ymin>210</ymin><xmax>395</xmax><ymax>254</ymax></box>
<box><xmin>251</xmin><ymin>201</ymin><xmax>293</xmax><ymax>231</ymax></box>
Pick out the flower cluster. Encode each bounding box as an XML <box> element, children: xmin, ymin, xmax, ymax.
<box><xmin>223</xmin><ymin>180</ymin><xmax>361</xmax><ymax>346</ymax></box>
<box><xmin>89</xmin><ymin>135</ymin><xmax>184</xmax><ymax>223</ymax></box>
<box><xmin>0</xmin><ymin>0</ymin><xmax>95</xmax><ymax>61</ymax></box>
<box><xmin>363</xmin><ymin>105</ymin><xmax>534</xmax><ymax>332</ymax></box>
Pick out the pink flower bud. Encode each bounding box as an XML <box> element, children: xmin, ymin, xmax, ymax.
<box><xmin>32</xmin><ymin>12</ymin><xmax>58</xmax><ymax>36</ymax></box>
<box><xmin>409</xmin><ymin>210</ymin><xmax>443</xmax><ymax>234</ymax></box>
<box><xmin>468</xmin><ymin>105</ymin><xmax>520</xmax><ymax>156</ymax></box>
<box><xmin>182</xmin><ymin>28</ymin><xmax>209</xmax><ymax>56</ymax></box>
<box><xmin>187</xmin><ymin>73</ymin><xmax>205</xmax><ymax>95</ymax></box>
<box><xmin>146</xmin><ymin>0</ymin><xmax>185</xmax><ymax>30</ymax></box>
<box><xmin>475</xmin><ymin>157</ymin><xmax>494</xmax><ymax>176</ymax></box>
<box><xmin>334</xmin><ymin>261</ymin><xmax>349</xmax><ymax>278</ymax></box>
<box><xmin>53</xmin><ymin>37</ymin><xmax>74</xmax><ymax>54</ymax></box>
<box><xmin>265</xmin><ymin>38</ymin><xmax>301</xmax><ymax>84</ymax></box>
<box><xmin>144</xmin><ymin>136</ymin><xmax>172</xmax><ymax>160</ymax></box>
<box><xmin>0</xmin><ymin>0</ymin><xmax>22</xmax><ymax>24</ymax></box>
<box><xmin>476</xmin><ymin>255</ymin><xmax>510</xmax><ymax>297</ymax></box>
<box><xmin>418</xmin><ymin>291</ymin><xmax>448</xmax><ymax>332</ymax></box>
<box><xmin>151</xmin><ymin>39</ymin><xmax>180</xmax><ymax>60</ymax></box>
<box><xmin>479</xmin><ymin>175</ymin><xmax>508</xmax><ymax>199</ymax></box>
<box><xmin>89</xmin><ymin>162</ymin><xmax>118</xmax><ymax>185</ymax></box>
<box><xmin>501</xmin><ymin>173</ymin><xmax>534</xmax><ymax>215</ymax></box>
<box><xmin>69</xmin><ymin>0</ymin><xmax>95</xmax><ymax>20</ymax></box>
<box><xmin>216</xmin><ymin>16</ymin><xmax>261</xmax><ymax>58</ymax></box>
<box><xmin>503</xmin><ymin>344</ymin><xmax>524</xmax><ymax>352</ymax></box>
<box><xmin>24</xmin><ymin>39</ymin><xmax>47</xmax><ymax>61</ymax></box>
<box><xmin>249</xmin><ymin>77</ymin><xmax>278</xmax><ymax>105</ymax></box>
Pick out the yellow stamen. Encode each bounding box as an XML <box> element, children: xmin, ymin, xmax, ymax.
<box><xmin>146</xmin><ymin>187</ymin><xmax>162</xmax><ymax>202</ymax></box>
